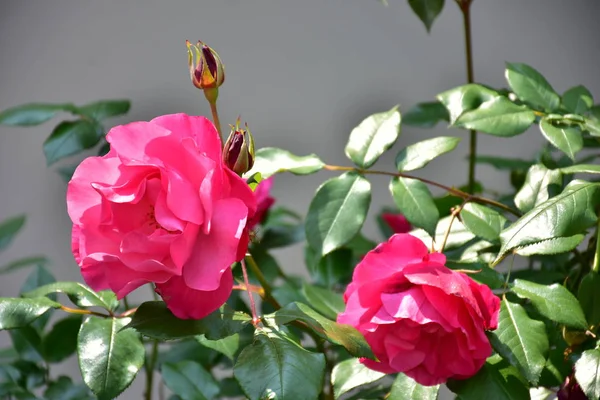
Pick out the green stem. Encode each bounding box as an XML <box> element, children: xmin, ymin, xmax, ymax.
<box><xmin>323</xmin><ymin>164</ymin><xmax>521</xmax><ymax>217</ymax></box>
<box><xmin>457</xmin><ymin>0</ymin><xmax>477</xmax><ymax>194</ymax></box>
<box><xmin>208</xmin><ymin>100</ymin><xmax>223</xmax><ymax>146</ymax></box>
<box><xmin>144</xmin><ymin>340</ymin><xmax>159</xmax><ymax>400</ymax></box>
<box><xmin>592</xmin><ymin>217</ymin><xmax>600</xmax><ymax>273</ymax></box>
<box><xmin>122</xmin><ymin>295</ymin><xmax>130</xmax><ymax>311</ymax></box>
<box><xmin>245</xmin><ymin>254</ymin><xmax>281</xmax><ymax>309</ymax></box>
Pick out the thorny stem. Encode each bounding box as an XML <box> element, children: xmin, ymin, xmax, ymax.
<box><xmin>323</xmin><ymin>164</ymin><xmax>521</xmax><ymax>217</ymax></box>
<box><xmin>144</xmin><ymin>340</ymin><xmax>159</xmax><ymax>400</ymax></box>
<box><xmin>246</xmin><ymin>253</ymin><xmax>282</xmax><ymax>309</ymax></box>
<box><xmin>240</xmin><ymin>259</ymin><xmax>260</xmax><ymax>326</ymax></box>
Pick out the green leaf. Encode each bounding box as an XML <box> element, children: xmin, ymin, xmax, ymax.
<box><xmin>505</xmin><ymin>62</ymin><xmax>560</xmax><ymax>112</ymax></box>
<box><xmin>474</xmin><ymin>155</ymin><xmax>533</xmax><ymax>171</ymax></box>
<box><xmin>460</xmin><ymin>203</ymin><xmax>507</xmax><ymax>243</ymax></box>
<box><xmin>513</xmin><ymin>234</ymin><xmax>585</xmax><ymax>257</ymax></box>
<box><xmin>496</xmin><ymin>180</ymin><xmax>600</xmax><ymax>262</ymax></box>
<box><xmin>0</xmin><ymin>103</ymin><xmax>76</xmax><ymax>126</ymax></box>
<box><xmin>76</xmin><ymin>99</ymin><xmax>130</xmax><ymax>120</ymax></box>
<box><xmin>560</xmin><ymin>164</ymin><xmax>600</xmax><ymax>175</ymax></box>
<box><xmin>578</xmin><ymin>272</ymin><xmax>600</xmax><ymax>327</ymax></box>
<box><xmin>44</xmin><ymin>376</ymin><xmax>93</xmax><ymax>400</ymax></box>
<box><xmin>0</xmin><ymin>298</ymin><xmax>60</xmax><ymax>329</ymax></box>
<box><xmin>575</xmin><ymin>348</ymin><xmax>600</xmax><ymax>400</ymax></box>
<box><xmin>562</xmin><ymin>85</ymin><xmax>593</xmax><ymax>114</ymax></box>
<box><xmin>125</xmin><ymin>301</ymin><xmax>251</xmax><ymax>340</ymax></box>
<box><xmin>161</xmin><ymin>360</ymin><xmax>219</xmax><ymax>400</ymax></box>
<box><xmin>10</xmin><ymin>326</ymin><xmax>43</xmax><ymax>363</ymax></box>
<box><xmin>585</xmin><ymin>117</ymin><xmax>600</xmax><ymax>137</ymax></box>
<box><xmin>395</xmin><ymin>136</ymin><xmax>461</xmax><ymax>172</ymax></box>
<box><xmin>274</xmin><ymin>302</ymin><xmax>375</xmax><ymax>359</ymax></box>
<box><xmin>43</xmin><ymin>120</ymin><xmax>103</xmax><ymax>165</ymax></box>
<box><xmin>305</xmin><ymin>246</ymin><xmax>353</xmax><ymax>288</ymax></box>
<box><xmin>301</xmin><ymin>284</ymin><xmax>345</xmax><ymax>320</ymax></box>
<box><xmin>514</xmin><ymin>164</ymin><xmax>562</xmax><ymax>213</ymax></box>
<box><xmin>0</xmin><ymin>214</ymin><xmax>26</xmax><ymax>252</ymax></box>
<box><xmin>77</xmin><ymin>316</ymin><xmax>145</xmax><ymax>400</ymax></box>
<box><xmin>388</xmin><ymin>373</ymin><xmax>439</xmax><ymax>400</ymax></box>
<box><xmin>20</xmin><ymin>265</ymin><xmax>56</xmax><ymax>331</ymax></box>
<box><xmin>407</xmin><ymin>0</ymin><xmax>445</xmax><ymax>32</ymax></box>
<box><xmin>344</xmin><ymin>106</ymin><xmax>401</xmax><ymax>169</ymax></box>
<box><xmin>0</xmin><ymin>256</ymin><xmax>48</xmax><ymax>274</ymax></box>
<box><xmin>402</xmin><ymin>101</ymin><xmax>449</xmax><ymax>128</ymax></box>
<box><xmin>331</xmin><ymin>358</ymin><xmax>385</xmax><ymax>399</ymax></box>
<box><xmin>539</xmin><ymin>117</ymin><xmax>583</xmax><ymax>160</ymax></box>
<box><xmin>247</xmin><ymin>147</ymin><xmax>325</xmax><ymax>179</ymax></box>
<box><xmin>446</xmin><ymin>260</ymin><xmax>505</xmax><ymax>289</ymax></box>
<box><xmin>389</xmin><ymin>177</ymin><xmax>439</xmax><ymax>236</ymax></box>
<box><xmin>410</xmin><ymin>215</ymin><xmax>475</xmax><ymax>250</ymax></box>
<box><xmin>196</xmin><ymin>334</ymin><xmax>240</xmax><ymax>361</ymax></box>
<box><xmin>488</xmin><ymin>298</ymin><xmax>549</xmax><ymax>385</ymax></box>
<box><xmin>23</xmin><ymin>282</ymin><xmax>117</xmax><ymax>311</ymax></box>
<box><xmin>437</xmin><ymin>84</ymin><xmax>536</xmax><ymax>136</ymax></box>
<box><xmin>234</xmin><ymin>327</ymin><xmax>325</xmax><ymax>400</ymax></box>
<box><xmin>42</xmin><ymin>316</ymin><xmax>82</xmax><ymax>363</ymax></box>
<box><xmin>447</xmin><ymin>355</ymin><xmax>530</xmax><ymax>400</ymax></box>
<box><xmin>305</xmin><ymin>172</ymin><xmax>371</xmax><ymax>256</ymax></box>
<box><xmin>512</xmin><ymin>279</ymin><xmax>587</xmax><ymax>330</ymax></box>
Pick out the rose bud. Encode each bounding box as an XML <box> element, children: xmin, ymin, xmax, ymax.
<box><xmin>381</xmin><ymin>212</ymin><xmax>412</xmax><ymax>234</ymax></box>
<box><xmin>186</xmin><ymin>40</ymin><xmax>225</xmax><ymax>90</ymax></box>
<box><xmin>337</xmin><ymin>233</ymin><xmax>500</xmax><ymax>386</ymax></box>
<box><xmin>223</xmin><ymin>122</ymin><xmax>255</xmax><ymax>176</ymax></box>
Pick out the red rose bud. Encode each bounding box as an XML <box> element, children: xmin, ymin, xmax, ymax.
<box><xmin>381</xmin><ymin>212</ymin><xmax>412</xmax><ymax>234</ymax></box>
<box><xmin>186</xmin><ymin>40</ymin><xmax>225</xmax><ymax>90</ymax></box>
<box><xmin>223</xmin><ymin>122</ymin><xmax>255</xmax><ymax>176</ymax></box>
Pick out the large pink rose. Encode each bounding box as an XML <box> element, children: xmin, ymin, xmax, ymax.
<box><xmin>67</xmin><ymin>114</ymin><xmax>256</xmax><ymax>319</ymax></box>
<box><xmin>337</xmin><ymin>234</ymin><xmax>500</xmax><ymax>386</ymax></box>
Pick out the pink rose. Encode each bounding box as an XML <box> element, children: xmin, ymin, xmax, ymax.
<box><xmin>247</xmin><ymin>177</ymin><xmax>275</xmax><ymax>229</ymax></box>
<box><xmin>67</xmin><ymin>114</ymin><xmax>256</xmax><ymax>319</ymax></box>
<box><xmin>381</xmin><ymin>212</ymin><xmax>412</xmax><ymax>234</ymax></box>
<box><xmin>337</xmin><ymin>234</ymin><xmax>500</xmax><ymax>386</ymax></box>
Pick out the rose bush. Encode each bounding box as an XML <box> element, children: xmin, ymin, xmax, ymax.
<box><xmin>67</xmin><ymin>113</ymin><xmax>256</xmax><ymax>319</ymax></box>
<box><xmin>338</xmin><ymin>233</ymin><xmax>500</xmax><ymax>386</ymax></box>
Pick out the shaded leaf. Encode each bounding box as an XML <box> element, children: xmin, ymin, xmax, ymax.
<box><xmin>388</xmin><ymin>373</ymin><xmax>439</xmax><ymax>400</ymax></box>
<box><xmin>234</xmin><ymin>327</ymin><xmax>325</xmax><ymax>400</ymax></box>
<box><xmin>10</xmin><ymin>326</ymin><xmax>43</xmax><ymax>363</ymax></box>
<box><xmin>345</xmin><ymin>106</ymin><xmax>401</xmax><ymax>169</ymax></box>
<box><xmin>514</xmin><ymin>164</ymin><xmax>562</xmax><ymax>213</ymax></box>
<box><xmin>77</xmin><ymin>316</ymin><xmax>145</xmax><ymax>400</ymax></box>
<box><xmin>302</xmin><ymin>284</ymin><xmax>345</xmax><ymax>321</ymax></box>
<box><xmin>539</xmin><ymin>117</ymin><xmax>583</xmax><ymax>160</ymax></box>
<box><xmin>0</xmin><ymin>215</ymin><xmax>26</xmax><ymax>252</ymax></box>
<box><xmin>44</xmin><ymin>376</ymin><xmax>93</xmax><ymax>400</ymax></box>
<box><xmin>578</xmin><ymin>272</ymin><xmax>600</xmax><ymax>327</ymax></box>
<box><xmin>474</xmin><ymin>156</ymin><xmax>533</xmax><ymax>171</ymax></box>
<box><xmin>395</xmin><ymin>136</ymin><xmax>461</xmax><ymax>172</ymax></box>
<box><xmin>305</xmin><ymin>246</ymin><xmax>353</xmax><ymax>288</ymax></box>
<box><xmin>562</xmin><ymin>85</ymin><xmax>593</xmax><ymax>114</ymax></box>
<box><xmin>460</xmin><ymin>203</ymin><xmax>507</xmax><ymax>243</ymax></box>
<box><xmin>402</xmin><ymin>101</ymin><xmax>449</xmax><ymax>128</ymax></box>
<box><xmin>43</xmin><ymin>120</ymin><xmax>103</xmax><ymax>165</ymax></box>
<box><xmin>331</xmin><ymin>358</ymin><xmax>385</xmax><ymax>399</ymax></box>
<box><xmin>305</xmin><ymin>172</ymin><xmax>371</xmax><ymax>256</ymax></box>
<box><xmin>42</xmin><ymin>316</ymin><xmax>82</xmax><ymax>363</ymax></box>
<box><xmin>389</xmin><ymin>177</ymin><xmax>438</xmax><ymax>236</ymax></box>
<box><xmin>407</xmin><ymin>0</ymin><xmax>445</xmax><ymax>32</ymax></box>
<box><xmin>162</xmin><ymin>360</ymin><xmax>219</xmax><ymax>400</ymax></box>
<box><xmin>247</xmin><ymin>147</ymin><xmax>324</xmax><ymax>179</ymax></box>
<box><xmin>77</xmin><ymin>99</ymin><xmax>130</xmax><ymax>120</ymax></box>
<box><xmin>0</xmin><ymin>103</ymin><xmax>76</xmax><ymax>126</ymax></box>
<box><xmin>0</xmin><ymin>256</ymin><xmax>48</xmax><ymax>274</ymax></box>
<box><xmin>505</xmin><ymin>62</ymin><xmax>560</xmax><ymax>112</ymax></box>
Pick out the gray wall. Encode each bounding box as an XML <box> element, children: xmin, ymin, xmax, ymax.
<box><xmin>1</xmin><ymin>1</ymin><xmax>599</xmax><ymax>398</ymax></box>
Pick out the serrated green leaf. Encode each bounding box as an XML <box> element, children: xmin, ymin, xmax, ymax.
<box><xmin>447</xmin><ymin>355</ymin><xmax>530</xmax><ymax>400</ymax></box>
<box><xmin>575</xmin><ymin>348</ymin><xmax>600</xmax><ymax>399</ymax></box>
<box><xmin>388</xmin><ymin>373</ymin><xmax>439</xmax><ymax>400</ymax></box>
<box><xmin>488</xmin><ymin>298</ymin><xmax>549</xmax><ymax>385</ymax></box>
<box><xmin>560</xmin><ymin>164</ymin><xmax>600</xmax><ymax>175</ymax></box>
<box><xmin>305</xmin><ymin>172</ymin><xmax>371</xmax><ymax>256</ymax></box>
<box><xmin>0</xmin><ymin>215</ymin><xmax>26</xmax><ymax>252</ymax></box>
<box><xmin>274</xmin><ymin>302</ymin><xmax>375</xmax><ymax>359</ymax></box>
<box><xmin>23</xmin><ymin>282</ymin><xmax>117</xmax><ymax>311</ymax></box>
<box><xmin>331</xmin><ymin>358</ymin><xmax>385</xmax><ymax>399</ymax></box>
<box><xmin>77</xmin><ymin>316</ymin><xmax>144</xmax><ymax>400</ymax></box>
<box><xmin>301</xmin><ymin>284</ymin><xmax>345</xmax><ymax>320</ymax></box>
<box><xmin>395</xmin><ymin>136</ymin><xmax>460</xmax><ymax>172</ymax></box>
<box><xmin>389</xmin><ymin>177</ymin><xmax>439</xmax><ymax>236</ymax></box>
<box><xmin>562</xmin><ymin>85</ymin><xmax>593</xmax><ymax>114</ymax></box>
<box><xmin>0</xmin><ymin>256</ymin><xmax>48</xmax><ymax>274</ymax></box>
<box><xmin>514</xmin><ymin>164</ymin><xmax>562</xmax><ymax>213</ymax></box>
<box><xmin>512</xmin><ymin>279</ymin><xmax>587</xmax><ymax>330</ymax></box>
<box><xmin>234</xmin><ymin>327</ymin><xmax>325</xmax><ymax>400</ymax></box>
<box><xmin>578</xmin><ymin>272</ymin><xmax>600</xmax><ymax>327</ymax></box>
<box><xmin>0</xmin><ymin>103</ymin><xmax>76</xmax><ymax>126</ymax></box>
<box><xmin>496</xmin><ymin>180</ymin><xmax>600</xmax><ymax>263</ymax></box>
<box><xmin>0</xmin><ymin>298</ymin><xmax>60</xmax><ymax>330</ymax></box>
<box><xmin>505</xmin><ymin>62</ymin><xmax>560</xmax><ymax>112</ymax></box>
<box><xmin>247</xmin><ymin>147</ymin><xmax>324</xmax><ymax>179</ymax></box>
<box><xmin>76</xmin><ymin>99</ymin><xmax>130</xmax><ymax>121</ymax></box>
<box><xmin>460</xmin><ymin>203</ymin><xmax>507</xmax><ymax>243</ymax></box>
<box><xmin>407</xmin><ymin>0</ymin><xmax>445</xmax><ymax>32</ymax></box>
<box><xmin>42</xmin><ymin>316</ymin><xmax>82</xmax><ymax>363</ymax></box>
<box><xmin>125</xmin><ymin>301</ymin><xmax>251</xmax><ymax>340</ymax></box>
<box><xmin>539</xmin><ymin>117</ymin><xmax>583</xmax><ymax>160</ymax></box>
<box><xmin>402</xmin><ymin>101</ymin><xmax>449</xmax><ymax>128</ymax></box>
<box><xmin>513</xmin><ymin>234</ymin><xmax>584</xmax><ymax>256</ymax></box>
<box><xmin>345</xmin><ymin>106</ymin><xmax>401</xmax><ymax>169</ymax></box>
<box><xmin>162</xmin><ymin>360</ymin><xmax>219</xmax><ymax>400</ymax></box>
<box><xmin>43</xmin><ymin>120</ymin><xmax>103</xmax><ymax>165</ymax></box>
<box><xmin>474</xmin><ymin>156</ymin><xmax>533</xmax><ymax>171</ymax></box>
<box><xmin>196</xmin><ymin>334</ymin><xmax>240</xmax><ymax>361</ymax></box>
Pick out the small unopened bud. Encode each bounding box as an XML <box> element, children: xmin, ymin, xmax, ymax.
<box><xmin>223</xmin><ymin>121</ymin><xmax>255</xmax><ymax>176</ymax></box>
<box><xmin>186</xmin><ymin>40</ymin><xmax>225</xmax><ymax>90</ymax></box>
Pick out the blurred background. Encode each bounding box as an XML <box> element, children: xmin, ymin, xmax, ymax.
<box><xmin>1</xmin><ymin>0</ymin><xmax>599</xmax><ymax>398</ymax></box>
